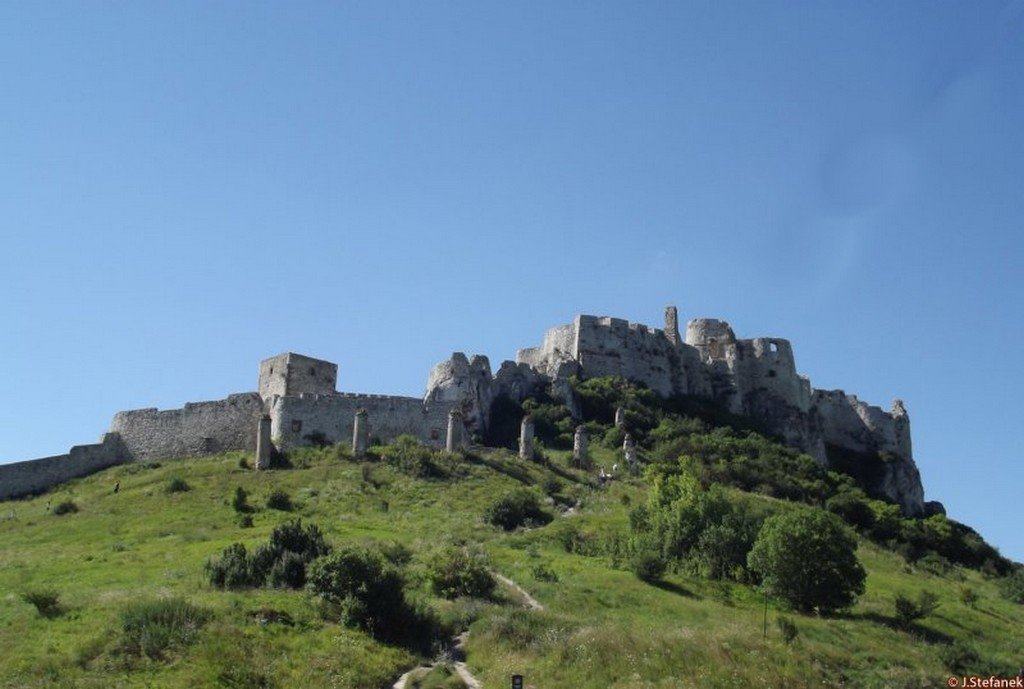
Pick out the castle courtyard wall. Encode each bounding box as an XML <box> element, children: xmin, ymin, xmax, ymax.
<box><xmin>0</xmin><ymin>433</ymin><xmax>126</xmax><ymax>500</ymax></box>
<box><xmin>269</xmin><ymin>393</ymin><xmax>457</xmax><ymax>449</ymax></box>
<box><xmin>110</xmin><ymin>393</ymin><xmax>264</xmax><ymax>462</ymax></box>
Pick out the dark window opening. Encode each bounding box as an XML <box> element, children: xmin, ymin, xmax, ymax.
<box><xmin>767</xmin><ymin>370</ymin><xmax>777</xmax><ymax>378</ymax></box>
<box><xmin>309</xmin><ymin>366</ymin><xmax>316</xmax><ymax>375</ymax></box>
<box><xmin>291</xmin><ymin>420</ymin><xmax>303</xmax><ymax>433</ymax></box>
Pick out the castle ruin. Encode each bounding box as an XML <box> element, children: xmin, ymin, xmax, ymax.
<box><xmin>0</xmin><ymin>306</ymin><xmax>929</xmax><ymax>514</ymax></box>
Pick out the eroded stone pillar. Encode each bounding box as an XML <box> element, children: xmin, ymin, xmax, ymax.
<box><xmin>255</xmin><ymin>415</ymin><xmax>273</xmax><ymax>470</ymax></box>
<box><xmin>614</xmin><ymin>407</ymin><xmax>626</xmax><ymax>429</ymax></box>
<box><xmin>352</xmin><ymin>409</ymin><xmax>369</xmax><ymax>458</ymax></box>
<box><xmin>572</xmin><ymin>426</ymin><xmax>588</xmax><ymax>467</ymax></box>
<box><xmin>519</xmin><ymin>414</ymin><xmax>535</xmax><ymax>460</ymax></box>
<box><xmin>446</xmin><ymin>408</ymin><xmax>463</xmax><ymax>452</ymax></box>
<box><xmin>623</xmin><ymin>433</ymin><xmax>638</xmax><ymax>469</ymax></box>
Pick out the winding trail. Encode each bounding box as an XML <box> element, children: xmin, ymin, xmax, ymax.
<box><xmin>390</xmin><ymin>574</ymin><xmax>541</xmax><ymax>689</ymax></box>
<box><xmin>493</xmin><ymin>573</ymin><xmax>545</xmax><ymax>611</ymax></box>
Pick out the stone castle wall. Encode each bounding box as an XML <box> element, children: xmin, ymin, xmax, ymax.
<box><xmin>269</xmin><ymin>393</ymin><xmax>456</xmax><ymax>449</ymax></box>
<box><xmin>110</xmin><ymin>393</ymin><xmax>265</xmax><ymax>462</ymax></box>
<box><xmin>0</xmin><ymin>433</ymin><xmax>127</xmax><ymax>501</ymax></box>
<box><xmin>0</xmin><ymin>304</ymin><xmax>928</xmax><ymax>514</ymax></box>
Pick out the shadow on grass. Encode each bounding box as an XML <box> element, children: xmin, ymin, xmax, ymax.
<box><xmin>848</xmin><ymin>611</ymin><xmax>955</xmax><ymax>645</ymax></box>
<box><xmin>466</xmin><ymin>453</ymin><xmax>534</xmax><ymax>486</ymax></box>
<box><xmin>652</xmin><ymin>579</ymin><xmax>698</xmax><ymax>599</ymax></box>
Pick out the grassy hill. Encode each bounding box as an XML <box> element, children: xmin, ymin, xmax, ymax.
<box><xmin>1</xmin><ymin>401</ymin><xmax>1022</xmax><ymax>688</ymax></box>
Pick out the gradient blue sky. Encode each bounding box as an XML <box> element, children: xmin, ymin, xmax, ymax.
<box><xmin>1</xmin><ymin>2</ymin><xmax>1022</xmax><ymax>559</ymax></box>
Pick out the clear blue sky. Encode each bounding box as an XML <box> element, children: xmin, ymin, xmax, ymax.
<box><xmin>1</xmin><ymin>2</ymin><xmax>1021</xmax><ymax>560</ymax></box>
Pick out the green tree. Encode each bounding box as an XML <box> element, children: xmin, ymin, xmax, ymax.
<box><xmin>747</xmin><ymin>509</ymin><xmax>866</xmax><ymax>613</ymax></box>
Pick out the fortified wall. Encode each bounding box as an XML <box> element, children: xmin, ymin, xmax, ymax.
<box><xmin>1</xmin><ymin>306</ymin><xmax>929</xmax><ymax>514</ymax></box>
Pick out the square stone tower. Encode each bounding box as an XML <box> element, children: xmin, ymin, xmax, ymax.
<box><xmin>258</xmin><ymin>352</ymin><xmax>338</xmax><ymax>401</ymax></box>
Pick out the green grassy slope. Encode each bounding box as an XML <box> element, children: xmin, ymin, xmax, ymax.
<box><xmin>0</xmin><ymin>445</ymin><xmax>1021</xmax><ymax>689</ymax></box>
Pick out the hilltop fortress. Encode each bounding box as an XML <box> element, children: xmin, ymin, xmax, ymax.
<box><xmin>0</xmin><ymin>306</ymin><xmax>929</xmax><ymax>515</ymax></box>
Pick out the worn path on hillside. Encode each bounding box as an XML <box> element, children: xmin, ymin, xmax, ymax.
<box><xmin>391</xmin><ymin>573</ymin><xmax>541</xmax><ymax>689</ymax></box>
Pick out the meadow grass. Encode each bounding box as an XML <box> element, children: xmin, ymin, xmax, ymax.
<box><xmin>0</xmin><ymin>446</ymin><xmax>1020</xmax><ymax>688</ymax></box>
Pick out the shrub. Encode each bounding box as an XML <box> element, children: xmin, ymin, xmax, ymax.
<box><xmin>484</xmin><ymin>489</ymin><xmax>553</xmax><ymax>531</ymax></box>
<box><xmin>120</xmin><ymin>598</ymin><xmax>210</xmax><ymax>659</ymax></box>
<box><xmin>205</xmin><ymin>543</ymin><xmax>257</xmax><ymax>589</ymax></box>
<box><xmin>631</xmin><ymin>550</ymin><xmax>667</xmax><ymax>583</ymax></box>
<box><xmin>692</xmin><ymin>513</ymin><xmax>759</xmax><ymax>581</ymax></box>
<box><xmin>165</xmin><ymin>477</ymin><xmax>190</xmax><ymax>493</ymax></box>
<box><xmin>747</xmin><ymin>509</ymin><xmax>866</xmax><ymax>613</ymax></box>
<box><xmin>776</xmin><ymin>616</ymin><xmax>798</xmax><ymax>644</ymax></box>
<box><xmin>378</xmin><ymin>435</ymin><xmax>442</xmax><ymax>479</ymax></box>
<box><xmin>232</xmin><ymin>487</ymin><xmax>250</xmax><ymax>513</ymax></box>
<box><xmin>21</xmin><ymin>589</ymin><xmax>62</xmax><ymax>618</ymax></box>
<box><xmin>266</xmin><ymin>489</ymin><xmax>293</xmax><ymax>511</ymax></box>
<box><xmin>53</xmin><ymin>500</ymin><xmax>78</xmax><ymax>515</ymax></box>
<box><xmin>938</xmin><ymin>640</ymin><xmax>981</xmax><ymax>674</ymax></box>
<box><xmin>959</xmin><ymin>586</ymin><xmax>979</xmax><ymax>608</ymax></box>
<box><xmin>894</xmin><ymin>590</ymin><xmax>940</xmax><ymax>629</ymax></box>
<box><xmin>424</xmin><ymin>545</ymin><xmax>496</xmax><ymax>599</ymax></box>
<box><xmin>238</xmin><ymin>514</ymin><xmax>254</xmax><ymax>528</ymax></box>
<box><xmin>267</xmin><ymin>551</ymin><xmax>309</xmax><ymax>589</ymax></box>
<box><xmin>1000</xmin><ymin>568</ymin><xmax>1024</xmax><ymax>604</ymax></box>
<box><xmin>306</xmin><ymin>545</ymin><xmax>409</xmax><ymax>636</ymax></box>
<box><xmin>540</xmin><ymin>476</ymin><xmax>563</xmax><ymax>497</ymax></box>
<box><xmin>531</xmin><ymin>562</ymin><xmax>559</xmax><ymax>582</ymax></box>
<box><xmin>825</xmin><ymin>491</ymin><xmax>876</xmax><ymax>531</ymax></box>
<box><xmin>207</xmin><ymin>520</ymin><xmax>329</xmax><ymax>589</ymax></box>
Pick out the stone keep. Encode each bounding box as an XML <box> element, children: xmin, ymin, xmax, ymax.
<box><xmin>255</xmin><ymin>415</ymin><xmax>272</xmax><ymax>470</ymax></box>
<box><xmin>446</xmin><ymin>408</ymin><xmax>464</xmax><ymax>452</ymax></box>
<box><xmin>572</xmin><ymin>426</ymin><xmax>588</xmax><ymax>466</ymax></box>
<box><xmin>519</xmin><ymin>415</ymin><xmax>535</xmax><ymax>460</ymax></box>
<box><xmin>259</xmin><ymin>352</ymin><xmax>338</xmax><ymax>401</ymax></box>
<box><xmin>352</xmin><ymin>409</ymin><xmax>369</xmax><ymax>457</ymax></box>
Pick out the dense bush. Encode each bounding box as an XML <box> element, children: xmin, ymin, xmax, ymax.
<box><xmin>692</xmin><ymin>514</ymin><xmax>760</xmax><ymax>581</ymax></box>
<box><xmin>266</xmin><ymin>489</ymin><xmax>293</xmax><ymax>511</ymax></box>
<box><xmin>893</xmin><ymin>591</ymin><xmax>939</xmax><ymax>629</ymax></box>
<box><xmin>306</xmin><ymin>545</ymin><xmax>409</xmax><ymax>635</ymax></box>
<box><xmin>748</xmin><ymin>509</ymin><xmax>866</xmax><ymax>613</ymax></box>
<box><xmin>628</xmin><ymin>464</ymin><xmax>761</xmax><ymax>581</ymax></box>
<box><xmin>522</xmin><ymin>395</ymin><xmax>575</xmax><ymax>449</ymax></box>
<box><xmin>53</xmin><ymin>500</ymin><xmax>78</xmax><ymax>515</ymax></box>
<box><xmin>1000</xmin><ymin>568</ymin><xmax>1024</xmax><ymax>604</ymax></box>
<box><xmin>21</xmin><ymin>589</ymin><xmax>62</xmax><ymax>618</ymax></box>
<box><xmin>120</xmin><ymin>598</ymin><xmax>210</xmax><ymax>659</ymax></box>
<box><xmin>484</xmin><ymin>489</ymin><xmax>553</xmax><ymax>530</ymax></box>
<box><xmin>631</xmin><ymin>550</ymin><xmax>667</xmax><ymax>583</ymax></box>
<box><xmin>377</xmin><ymin>435</ymin><xmax>443</xmax><ymax>479</ymax></box>
<box><xmin>424</xmin><ymin>545</ymin><xmax>496</xmax><ymax>599</ymax></box>
<box><xmin>165</xmin><ymin>477</ymin><xmax>190</xmax><ymax>493</ymax></box>
<box><xmin>205</xmin><ymin>543</ymin><xmax>257</xmax><ymax>588</ymax></box>
<box><xmin>206</xmin><ymin>520</ymin><xmax>329</xmax><ymax>589</ymax></box>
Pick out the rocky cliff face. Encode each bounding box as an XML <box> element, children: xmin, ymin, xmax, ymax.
<box><xmin>426</xmin><ymin>307</ymin><xmax>928</xmax><ymax>515</ymax></box>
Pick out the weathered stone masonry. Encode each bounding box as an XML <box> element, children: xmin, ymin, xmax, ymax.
<box><xmin>0</xmin><ymin>307</ymin><xmax>930</xmax><ymax>515</ymax></box>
